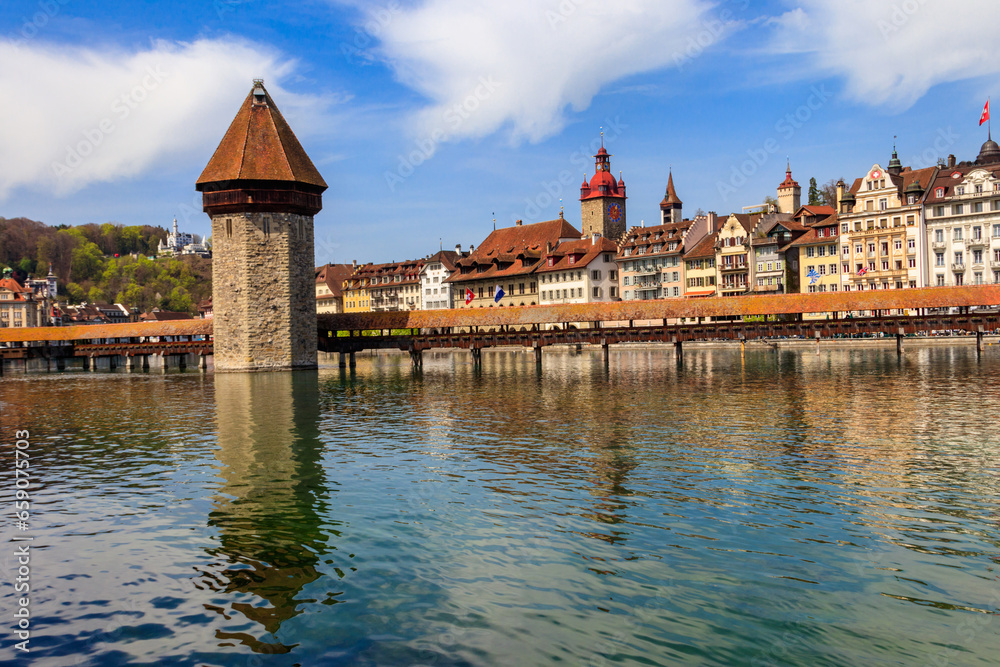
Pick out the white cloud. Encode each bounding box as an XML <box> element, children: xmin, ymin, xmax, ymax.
<box><xmin>766</xmin><ymin>0</ymin><xmax>1000</xmax><ymax>110</ymax></box>
<box><xmin>366</xmin><ymin>0</ymin><xmax>724</xmax><ymax>145</ymax></box>
<box><xmin>0</xmin><ymin>38</ymin><xmax>331</xmax><ymax>199</ymax></box>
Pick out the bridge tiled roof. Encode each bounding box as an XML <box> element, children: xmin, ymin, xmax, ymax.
<box><xmin>0</xmin><ymin>319</ymin><xmax>212</xmax><ymax>343</ymax></box>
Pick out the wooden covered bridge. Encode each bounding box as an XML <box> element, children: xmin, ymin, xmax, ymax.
<box><xmin>2</xmin><ymin>286</ymin><xmax>999</xmax><ymax>374</ymax></box>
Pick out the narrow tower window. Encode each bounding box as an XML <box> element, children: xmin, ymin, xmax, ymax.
<box><xmin>225</xmin><ymin>218</ymin><xmax>232</xmax><ymax>238</ymax></box>
<box><xmin>263</xmin><ymin>216</ymin><xmax>271</xmax><ymax>238</ymax></box>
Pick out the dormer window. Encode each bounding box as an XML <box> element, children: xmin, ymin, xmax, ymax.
<box><xmin>936</xmin><ymin>187</ymin><xmax>944</xmax><ymax>198</ymax></box>
<box><xmin>548</xmin><ymin>257</ymin><xmax>554</xmax><ymax>267</ymax></box>
<box><xmin>568</xmin><ymin>255</ymin><xmax>576</xmax><ymax>265</ymax></box>
<box><xmin>956</xmin><ymin>186</ymin><xmax>965</xmax><ymax>195</ymax></box>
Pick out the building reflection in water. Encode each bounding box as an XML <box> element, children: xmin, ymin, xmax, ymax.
<box><xmin>197</xmin><ymin>372</ymin><xmax>337</xmax><ymax>654</ymax></box>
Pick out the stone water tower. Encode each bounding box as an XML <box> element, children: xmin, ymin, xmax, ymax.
<box><xmin>197</xmin><ymin>80</ymin><xmax>327</xmax><ymax>372</ymax></box>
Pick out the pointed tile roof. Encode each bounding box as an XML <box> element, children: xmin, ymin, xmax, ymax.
<box><xmin>196</xmin><ymin>81</ymin><xmax>327</xmax><ymax>190</ymax></box>
<box><xmin>661</xmin><ymin>171</ymin><xmax>682</xmax><ymax>208</ymax></box>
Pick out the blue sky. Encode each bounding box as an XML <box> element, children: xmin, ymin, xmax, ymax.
<box><xmin>2</xmin><ymin>0</ymin><xmax>999</xmax><ymax>265</ymax></box>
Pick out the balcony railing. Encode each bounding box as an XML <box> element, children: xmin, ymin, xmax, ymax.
<box><xmin>966</xmin><ymin>237</ymin><xmax>988</xmax><ymax>248</ymax></box>
<box><xmin>931</xmin><ymin>241</ymin><xmax>947</xmax><ymax>250</ymax></box>
<box><xmin>952</xmin><ymin>263</ymin><xmax>966</xmax><ymax>272</ymax></box>
<box><xmin>720</xmin><ymin>263</ymin><xmax>747</xmax><ymax>272</ymax></box>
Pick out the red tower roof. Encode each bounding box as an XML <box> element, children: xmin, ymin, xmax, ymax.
<box><xmin>197</xmin><ymin>81</ymin><xmax>327</xmax><ymax>190</ymax></box>
<box><xmin>580</xmin><ymin>145</ymin><xmax>625</xmax><ymax>201</ymax></box>
<box><xmin>660</xmin><ymin>171</ymin><xmax>682</xmax><ymax>208</ymax></box>
<box><xmin>778</xmin><ymin>161</ymin><xmax>799</xmax><ymax>190</ymax></box>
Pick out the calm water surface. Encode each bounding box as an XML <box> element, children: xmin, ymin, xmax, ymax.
<box><xmin>1</xmin><ymin>346</ymin><xmax>999</xmax><ymax>666</ymax></box>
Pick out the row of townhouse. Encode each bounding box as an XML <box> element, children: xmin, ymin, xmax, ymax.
<box><xmin>327</xmin><ymin>133</ymin><xmax>1000</xmax><ymax>314</ymax></box>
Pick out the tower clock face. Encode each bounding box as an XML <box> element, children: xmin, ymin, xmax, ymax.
<box><xmin>608</xmin><ymin>203</ymin><xmax>622</xmax><ymax>223</ymax></box>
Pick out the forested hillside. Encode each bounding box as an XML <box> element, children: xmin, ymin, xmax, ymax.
<box><xmin>0</xmin><ymin>217</ymin><xmax>211</xmax><ymax>313</ymax></box>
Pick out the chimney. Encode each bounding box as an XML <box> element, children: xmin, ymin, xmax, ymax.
<box><xmin>546</xmin><ymin>241</ymin><xmax>553</xmax><ymax>253</ymax></box>
<box><xmin>948</xmin><ymin>154</ymin><xmax>956</xmax><ymax>168</ymax></box>
<box><xmin>836</xmin><ymin>179</ymin><xmax>845</xmax><ymax>209</ymax></box>
<box><xmin>455</xmin><ymin>244</ymin><xmax>461</xmax><ymax>254</ymax></box>
<box><xmin>515</xmin><ymin>219</ymin><xmax>523</xmax><ymax>226</ymax></box>
<box><xmin>707</xmin><ymin>211</ymin><xmax>719</xmax><ymax>231</ymax></box>
<box><xmin>352</xmin><ymin>259</ymin><xmax>357</xmax><ymax>269</ymax></box>
<box><xmin>592</xmin><ymin>232</ymin><xmax>601</xmax><ymax>245</ymax></box>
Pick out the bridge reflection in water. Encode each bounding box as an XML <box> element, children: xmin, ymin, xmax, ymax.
<box><xmin>198</xmin><ymin>372</ymin><xmax>341</xmax><ymax>654</ymax></box>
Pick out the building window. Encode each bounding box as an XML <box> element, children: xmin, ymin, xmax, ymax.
<box><xmin>954</xmin><ymin>204</ymin><xmax>964</xmax><ymax>215</ymax></box>
<box><xmin>225</xmin><ymin>218</ymin><xmax>232</xmax><ymax>238</ymax></box>
<box><xmin>935</xmin><ymin>205</ymin><xmax>945</xmax><ymax>216</ymax></box>
<box><xmin>592</xmin><ymin>287</ymin><xmax>602</xmax><ymax>298</ymax></box>
<box><xmin>936</xmin><ymin>188</ymin><xmax>944</xmax><ymax>198</ymax></box>
<box><xmin>908</xmin><ymin>258</ymin><xmax>916</xmax><ymax>268</ymax></box>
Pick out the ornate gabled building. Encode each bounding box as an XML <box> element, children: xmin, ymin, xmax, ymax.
<box><xmin>922</xmin><ymin>142</ymin><xmax>1000</xmax><ymax>287</ymax></box>
<box><xmin>579</xmin><ymin>142</ymin><xmax>627</xmax><ymax>241</ymax></box>
<box><xmin>715</xmin><ymin>214</ymin><xmax>754</xmax><ymax>296</ymax></box>
<box><xmin>0</xmin><ymin>271</ymin><xmax>47</xmax><ymax>328</ymax></box>
<box><xmin>836</xmin><ymin>148</ymin><xmax>936</xmax><ymax>294</ymax></box>
<box><xmin>447</xmin><ymin>215</ymin><xmax>580</xmax><ymax>308</ymax></box>
<box><xmin>196</xmin><ymin>80</ymin><xmax>327</xmax><ymax>372</ymax></box>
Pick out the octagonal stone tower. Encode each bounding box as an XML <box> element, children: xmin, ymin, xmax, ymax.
<box><xmin>197</xmin><ymin>80</ymin><xmax>327</xmax><ymax>372</ymax></box>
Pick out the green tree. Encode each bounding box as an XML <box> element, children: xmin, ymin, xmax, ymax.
<box><xmin>808</xmin><ymin>177</ymin><xmax>822</xmax><ymax>206</ymax></box>
<box><xmin>71</xmin><ymin>242</ymin><xmax>105</xmax><ymax>282</ymax></box>
<box><xmin>87</xmin><ymin>286</ymin><xmax>105</xmax><ymax>303</ymax></box>
<box><xmin>64</xmin><ymin>282</ymin><xmax>85</xmax><ymax>304</ymax></box>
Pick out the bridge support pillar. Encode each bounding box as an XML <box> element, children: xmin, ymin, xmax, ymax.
<box><xmin>533</xmin><ymin>342</ymin><xmax>542</xmax><ymax>366</ymax></box>
<box><xmin>198</xmin><ymin>353</ymin><xmax>208</xmax><ymax>372</ymax></box>
<box><xmin>350</xmin><ymin>351</ymin><xmax>356</xmax><ymax>368</ymax></box>
<box><xmin>126</xmin><ymin>355</ymin><xmax>136</xmax><ymax>372</ymax></box>
<box><xmin>601</xmin><ymin>339</ymin><xmax>609</xmax><ymax>365</ymax></box>
<box><xmin>977</xmin><ymin>326</ymin><xmax>985</xmax><ymax>354</ymax></box>
<box><xmin>471</xmin><ymin>347</ymin><xmax>482</xmax><ymax>366</ymax></box>
<box><xmin>338</xmin><ymin>352</ymin><xmax>347</xmax><ymax>368</ymax></box>
<box><xmin>896</xmin><ymin>328</ymin><xmax>905</xmax><ymax>356</ymax></box>
<box><xmin>410</xmin><ymin>349</ymin><xmax>423</xmax><ymax>370</ymax></box>
<box><xmin>89</xmin><ymin>354</ymin><xmax>97</xmax><ymax>372</ymax></box>
<box><xmin>814</xmin><ymin>331</ymin><xmax>821</xmax><ymax>356</ymax></box>
<box><xmin>672</xmin><ymin>337</ymin><xmax>683</xmax><ymax>361</ymax></box>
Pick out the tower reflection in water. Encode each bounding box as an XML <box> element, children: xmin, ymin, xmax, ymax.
<box><xmin>199</xmin><ymin>372</ymin><xmax>340</xmax><ymax>654</ymax></box>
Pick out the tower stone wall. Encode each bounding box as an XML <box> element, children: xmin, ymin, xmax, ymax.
<box><xmin>211</xmin><ymin>211</ymin><xmax>317</xmax><ymax>371</ymax></box>
<box><xmin>581</xmin><ymin>198</ymin><xmax>626</xmax><ymax>240</ymax></box>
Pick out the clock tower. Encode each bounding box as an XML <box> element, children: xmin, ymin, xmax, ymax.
<box><xmin>579</xmin><ymin>141</ymin><xmax>627</xmax><ymax>241</ymax></box>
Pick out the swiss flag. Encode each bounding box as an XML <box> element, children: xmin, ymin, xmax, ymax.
<box><xmin>464</xmin><ymin>287</ymin><xmax>474</xmax><ymax>305</ymax></box>
<box><xmin>980</xmin><ymin>99</ymin><xmax>990</xmax><ymax>126</ymax></box>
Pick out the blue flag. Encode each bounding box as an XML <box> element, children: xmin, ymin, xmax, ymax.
<box><xmin>806</xmin><ymin>267</ymin><xmax>820</xmax><ymax>285</ymax></box>
<box><xmin>494</xmin><ymin>285</ymin><xmax>505</xmax><ymax>302</ymax></box>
